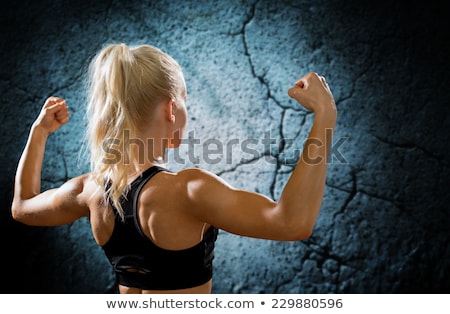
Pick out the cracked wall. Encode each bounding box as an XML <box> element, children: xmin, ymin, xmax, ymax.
<box><xmin>1</xmin><ymin>0</ymin><xmax>449</xmax><ymax>293</ymax></box>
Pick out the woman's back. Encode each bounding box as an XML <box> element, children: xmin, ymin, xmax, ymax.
<box><xmin>88</xmin><ymin>166</ymin><xmax>217</xmax><ymax>293</ymax></box>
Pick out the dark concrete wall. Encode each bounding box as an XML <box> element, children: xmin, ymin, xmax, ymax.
<box><xmin>1</xmin><ymin>0</ymin><xmax>449</xmax><ymax>293</ymax></box>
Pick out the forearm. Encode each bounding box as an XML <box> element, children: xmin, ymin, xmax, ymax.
<box><xmin>277</xmin><ymin>110</ymin><xmax>337</xmax><ymax>235</ymax></box>
<box><xmin>14</xmin><ymin>124</ymin><xmax>49</xmax><ymax>201</ymax></box>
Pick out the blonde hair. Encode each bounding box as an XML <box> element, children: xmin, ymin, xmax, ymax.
<box><xmin>85</xmin><ymin>43</ymin><xmax>185</xmax><ymax>218</ymax></box>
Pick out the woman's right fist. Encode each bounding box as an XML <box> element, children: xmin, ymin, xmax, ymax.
<box><xmin>288</xmin><ymin>72</ymin><xmax>336</xmax><ymax>115</ymax></box>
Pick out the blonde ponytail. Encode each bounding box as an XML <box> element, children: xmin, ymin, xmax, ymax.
<box><xmin>85</xmin><ymin>43</ymin><xmax>185</xmax><ymax>219</ymax></box>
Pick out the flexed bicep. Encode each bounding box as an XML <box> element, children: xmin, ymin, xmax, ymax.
<box><xmin>12</xmin><ymin>96</ymin><xmax>79</xmax><ymax>226</ymax></box>
<box><xmin>178</xmin><ymin>73</ymin><xmax>336</xmax><ymax>242</ymax></box>
<box><xmin>12</xmin><ymin>175</ymin><xmax>90</xmax><ymax>226</ymax></box>
<box><xmin>183</xmin><ymin>169</ymin><xmax>301</xmax><ymax>241</ymax></box>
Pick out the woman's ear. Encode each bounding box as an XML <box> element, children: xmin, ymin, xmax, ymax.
<box><xmin>164</xmin><ymin>98</ymin><xmax>176</xmax><ymax>123</ymax></box>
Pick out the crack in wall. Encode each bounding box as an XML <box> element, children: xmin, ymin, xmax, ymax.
<box><xmin>328</xmin><ymin>171</ymin><xmax>358</xmax><ymax>218</ymax></box>
<box><xmin>326</xmin><ymin>176</ymin><xmax>437</xmax><ymax>236</ymax></box>
<box><xmin>372</xmin><ymin>134</ymin><xmax>450</xmax><ymax>168</ymax></box>
<box><xmin>240</xmin><ymin>0</ymin><xmax>285</xmax><ymax>200</ymax></box>
<box><xmin>215</xmin><ymin>151</ymin><xmax>269</xmax><ymax>177</ymax></box>
<box><xmin>272</xmin><ymin>239</ymin><xmax>365</xmax><ymax>293</ymax></box>
<box><xmin>269</xmin><ymin>109</ymin><xmax>286</xmax><ymax>199</ymax></box>
<box><xmin>240</xmin><ymin>1</ymin><xmax>318</xmax><ymax>200</ymax></box>
<box><xmin>302</xmin><ymin>238</ymin><xmax>365</xmax><ymax>272</ymax></box>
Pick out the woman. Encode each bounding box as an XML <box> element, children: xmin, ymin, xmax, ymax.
<box><xmin>11</xmin><ymin>43</ymin><xmax>337</xmax><ymax>294</ymax></box>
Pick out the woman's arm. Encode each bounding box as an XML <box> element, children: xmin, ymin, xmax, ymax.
<box><xmin>11</xmin><ymin>97</ymin><xmax>89</xmax><ymax>226</ymax></box>
<box><xmin>184</xmin><ymin>72</ymin><xmax>337</xmax><ymax>241</ymax></box>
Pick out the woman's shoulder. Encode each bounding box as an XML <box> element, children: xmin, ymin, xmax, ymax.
<box><xmin>171</xmin><ymin>167</ymin><xmax>226</xmax><ymax>186</ymax></box>
<box><xmin>62</xmin><ymin>173</ymin><xmax>105</xmax><ymax>208</ymax></box>
<box><xmin>169</xmin><ymin>167</ymin><xmax>232</xmax><ymax>200</ymax></box>
<box><xmin>66</xmin><ymin>173</ymin><xmax>99</xmax><ymax>191</ymax></box>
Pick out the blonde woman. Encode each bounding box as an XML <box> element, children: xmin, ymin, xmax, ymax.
<box><xmin>11</xmin><ymin>43</ymin><xmax>337</xmax><ymax>294</ymax></box>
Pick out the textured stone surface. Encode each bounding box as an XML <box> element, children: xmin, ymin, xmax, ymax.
<box><xmin>1</xmin><ymin>0</ymin><xmax>449</xmax><ymax>293</ymax></box>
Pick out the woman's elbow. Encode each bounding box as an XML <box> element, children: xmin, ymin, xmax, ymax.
<box><xmin>281</xmin><ymin>210</ymin><xmax>315</xmax><ymax>241</ymax></box>
<box><xmin>274</xmin><ymin>207</ymin><xmax>316</xmax><ymax>241</ymax></box>
<box><xmin>284</xmin><ymin>223</ymin><xmax>314</xmax><ymax>241</ymax></box>
<box><xmin>11</xmin><ymin>204</ymin><xmax>21</xmax><ymax>221</ymax></box>
<box><xmin>11</xmin><ymin>201</ymin><xmax>26</xmax><ymax>223</ymax></box>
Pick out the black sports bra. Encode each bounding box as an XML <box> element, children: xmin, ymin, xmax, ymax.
<box><xmin>101</xmin><ymin>166</ymin><xmax>218</xmax><ymax>290</ymax></box>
